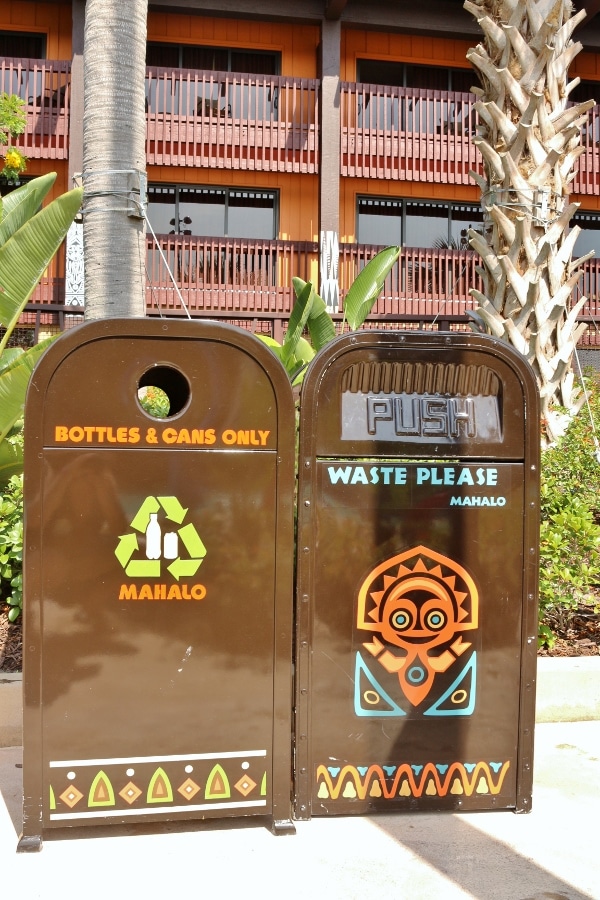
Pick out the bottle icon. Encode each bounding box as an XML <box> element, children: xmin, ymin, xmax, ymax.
<box><xmin>164</xmin><ymin>531</ymin><xmax>178</xmax><ymax>560</ymax></box>
<box><xmin>146</xmin><ymin>513</ymin><xmax>162</xmax><ymax>559</ymax></box>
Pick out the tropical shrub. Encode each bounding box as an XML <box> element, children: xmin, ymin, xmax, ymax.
<box><xmin>138</xmin><ymin>385</ymin><xmax>170</xmax><ymax>418</ymax></box>
<box><xmin>0</xmin><ymin>173</ymin><xmax>83</xmax><ymax>487</ymax></box>
<box><xmin>0</xmin><ymin>468</ymin><xmax>23</xmax><ymax>622</ymax></box>
<box><xmin>539</xmin><ymin>371</ymin><xmax>600</xmax><ymax>646</ymax></box>
<box><xmin>0</xmin><ymin>93</ymin><xmax>27</xmax><ymax>184</ymax></box>
<box><xmin>258</xmin><ymin>246</ymin><xmax>401</xmax><ymax>385</ymax></box>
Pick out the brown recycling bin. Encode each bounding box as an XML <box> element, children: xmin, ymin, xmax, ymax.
<box><xmin>19</xmin><ymin>319</ymin><xmax>296</xmax><ymax>850</ymax></box>
<box><xmin>295</xmin><ymin>331</ymin><xmax>539</xmax><ymax>818</ymax></box>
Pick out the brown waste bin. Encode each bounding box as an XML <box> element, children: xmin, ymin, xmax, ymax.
<box><xmin>295</xmin><ymin>331</ymin><xmax>539</xmax><ymax>818</ymax></box>
<box><xmin>19</xmin><ymin>318</ymin><xmax>296</xmax><ymax>850</ymax></box>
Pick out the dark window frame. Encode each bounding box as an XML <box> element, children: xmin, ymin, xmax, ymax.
<box><xmin>356</xmin><ymin>196</ymin><xmax>483</xmax><ymax>250</ymax></box>
<box><xmin>573</xmin><ymin>210</ymin><xmax>600</xmax><ymax>259</ymax></box>
<box><xmin>147</xmin><ymin>41</ymin><xmax>281</xmax><ymax>75</ymax></box>
<box><xmin>356</xmin><ymin>60</ymin><xmax>473</xmax><ymax>93</ymax></box>
<box><xmin>148</xmin><ymin>183</ymin><xmax>280</xmax><ymax>240</ymax></box>
<box><xmin>0</xmin><ymin>30</ymin><xmax>46</xmax><ymax>59</ymax></box>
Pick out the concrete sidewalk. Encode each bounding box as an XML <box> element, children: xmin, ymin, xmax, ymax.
<box><xmin>1</xmin><ymin>660</ymin><xmax>599</xmax><ymax>899</ymax></box>
<box><xmin>1</xmin><ymin>723</ymin><xmax>599</xmax><ymax>899</ymax></box>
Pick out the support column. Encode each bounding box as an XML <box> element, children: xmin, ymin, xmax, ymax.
<box><xmin>65</xmin><ymin>0</ymin><xmax>85</xmax><ymax>310</ymax></box>
<box><xmin>69</xmin><ymin>0</ymin><xmax>85</xmax><ymax>184</ymax></box>
<box><xmin>319</xmin><ymin>18</ymin><xmax>341</xmax><ymax>312</ymax></box>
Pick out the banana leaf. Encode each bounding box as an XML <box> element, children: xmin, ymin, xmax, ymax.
<box><xmin>0</xmin><ymin>172</ymin><xmax>57</xmax><ymax>247</ymax></box>
<box><xmin>0</xmin><ymin>185</ymin><xmax>83</xmax><ymax>349</ymax></box>
<box><xmin>292</xmin><ymin>277</ymin><xmax>336</xmax><ymax>351</ymax></box>
<box><xmin>0</xmin><ymin>347</ymin><xmax>23</xmax><ymax>374</ymax></box>
<box><xmin>282</xmin><ymin>280</ymin><xmax>314</xmax><ymax>365</ymax></box>
<box><xmin>0</xmin><ymin>338</ymin><xmax>55</xmax><ymax>444</ymax></box>
<box><xmin>0</xmin><ymin>439</ymin><xmax>23</xmax><ymax>489</ymax></box>
<box><xmin>343</xmin><ymin>245</ymin><xmax>401</xmax><ymax>331</ymax></box>
<box><xmin>289</xmin><ymin>336</ymin><xmax>316</xmax><ymax>386</ymax></box>
<box><xmin>255</xmin><ymin>334</ymin><xmax>283</xmax><ymax>354</ymax></box>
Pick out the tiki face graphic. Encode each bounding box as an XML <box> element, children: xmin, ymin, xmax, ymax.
<box><xmin>356</xmin><ymin>546</ymin><xmax>479</xmax><ymax>713</ymax></box>
<box><xmin>379</xmin><ymin>574</ymin><xmax>459</xmax><ymax>651</ymax></box>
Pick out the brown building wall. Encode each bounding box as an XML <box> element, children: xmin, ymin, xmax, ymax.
<box><xmin>4</xmin><ymin>5</ymin><xmax>600</xmax><ymax>259</ymax></box>
<box><xmin>340</xmin><ymin>180</ymin><xmax>480</xmax><ymax>244</ymax></box>
<box><xmin>340</xmin><ymin>31</ymin><xmax>479</xmax><ymax>238</ymax></box>
<box><xmin>573</xmin><ymin>50</ymin><xmax>600</xmax><ymax>79</ymax></box>
<box><xmin>147</xmin><ymin>12</ymin><xmax>320</xmax><ymax>79</ymax></box>
<box><xmin>341</xmin><ymin>30</ymin><xmax>473</xmax><ymax>81</ymax></box>
<box><xmin>0</xmin><ymin>0</ymin><xmax>72</xmax><ymax>59</ymax></box>
<box><xmin>146</xmin><ymin>14</ymin><xmax>320</xmax><ymax>243</ymax></box>
<box><xmin>148</xmin><ymin>166</ymin><xmax>319</xmax><ymax>241</ymax></box>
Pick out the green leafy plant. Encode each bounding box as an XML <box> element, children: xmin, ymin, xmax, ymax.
<box><xmin>538</xmin><ymin>371</ymin><xmax>600</xmax><ymax>646</ymax></box>
<box><xmin>0</xmin><ymin>469</ymin><xmax>23</xmax><ymax>622</ymax></box>
<box><xmin>538</xmin><ymin>496</ymin><xmax>600</xmax><ymax>645</ymax></box>
<box><xmin>0</xmin><ymin>173</ymin><xmax>83</xmax><ymax>487</ymax></box>
<box><xmin>138</xmin><ymin>385</ymin><xmax>170</xmax><ymax>418</ymax></box>
<box><xmin>258</xmin><ymin>246</ymin><xmax>401</xmax><ymax>384</ymax></box>
<box><xmin>0</xmin><ymin>93</ymin><xmax>27</xmax><ymax>185</ymax></box>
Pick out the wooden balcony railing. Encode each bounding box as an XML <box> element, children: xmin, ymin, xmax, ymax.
<box><xmin>341</xmin><ymin>81</ymin><xmax>600</xmax><ymax>195</ymax></box>
<box><xmin>341</xmin><ymin>82</ymin><xmax>480</xmax><ymax>184</ymax></box>
<box><xmin>145</xmin><ymin>67</ymin><xmax>319</xmax><ymax>173</ymax></box>
<box><xmin>145</xmin><ymin>234</ymin><xmax>319</xmax><ymax>323</ymax></box>
<box><xmin>339</xmin><ymin>244</ymin><xmax>482</xmax><ymax>320</ymax></box>
<box><xmin>0</xmin><ymin>57</ymin><xmax>70</xmax><ymax>160</ymax></box>
<box><xmin>0</xmin><ymin>57</ymin><xmax>598</xmax><ymax>194</ymax></box>
<box><xmin>25</xmin><ymin>238</ymin><xmax>600</xmax><ymax>346</ymax></box>
<box><xmin>574</xmin><ymin>102</ymin><xmax>600</xmax><ymax>194</ymax></box>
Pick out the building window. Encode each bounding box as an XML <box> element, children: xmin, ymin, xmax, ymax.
<box><xmin>0</xmin><ymin>175</ymin><xmax>33</xmax><ymax>197</ymax></box>
<box><xmin>355</xmin><ymin>61</ymin><xmax>473</xmax><ymax>133</ymax></box>
<box><xmin>357</xmin><ymin>198</ymin><xmax>483</xmax><ymax>249</ymax></box>
<box><xmin>148</xmin><ymin>185</ymin><xmax>278</xmax><ymax>239</ymax></box>
<box><xmin>573</xmin><ymin>211</ymin><xmax>600</xmax><ymax>259</ymax></box>
<box><xmin>146</xmin><ymin>44</ymin><xmax>280</xmax><ymax>118</ymax></box>
<box><xmin>0</xmin><ymin>32</ymin><xmax>47</xmax><ymax>103</ymax></box>
<box><xmin>147</xmin><ymin>43</ymin><xmax>280</xmax><ymax>75</ymax></box>
<box><xmin>357</xmin><ymin>61</ymin><xmax>472</xmax><ymax>93</ymax></box>
<box><xmin>147</xmin><ymin>185</ymin><xmax>279</xmax><ymax>289</ymax></box>
<box><xmin>0</xmin><ymin>31</ymin><xmax>46</xmax><ymax>59</ymax></box>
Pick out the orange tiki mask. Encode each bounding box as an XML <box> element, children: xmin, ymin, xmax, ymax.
<box><xmin>356</xmin><ymin>546</ymin><xmax>479</xmax><ymax>711</ymax></box>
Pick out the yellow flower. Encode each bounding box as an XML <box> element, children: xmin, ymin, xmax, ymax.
<box><xmin>4</xmin><ymin>148</ymin><xmax>25</xmax><ymax>169</ymax></box>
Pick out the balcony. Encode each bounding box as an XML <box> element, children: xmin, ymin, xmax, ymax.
<box><xmin>341</xmin><ymin>81</ymin><xmax>600</xmax><ymax>195</ymax></box>
<box><xmin>22</xmin><ymin>239</ymin><xmax>598</xmax><ymax>346</ymax></box>
<box><xmin>0</xmin><ymin>57</ymin><xmax>70</xmax><ymax>160</ymax></box>
<box><xmin>143</xmin><ymin>236</ymin><xmax>598</xmax><ymax>342</ymax></box>
<box><xmin>144</xmin><ymin>235</ymin><xmax>318</xmax><ymax>336</ymax></box>
<box><xmin>145</xmin><ymin>67</ymin><xmax>319</xmax><ymax>173</ymax></box>
<box><xmin>2</xmin><ymin>59</ymin><xmax>600</xmax><ymax>196</ymax></box>
<box><xmin>341</xmin><ymin>82</ymin><xmax>479</xmax><ymax>185</ymax></box>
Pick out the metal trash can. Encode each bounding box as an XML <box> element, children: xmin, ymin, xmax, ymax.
<box><xmin>295</xmin><ymin>331</ymin><xmax>539</xmax><ymax>817</ymax></box>
<box><xmin>19</xmin><ymin>318</ymin><xmax>296</xmax><ymax>850</ymax></box>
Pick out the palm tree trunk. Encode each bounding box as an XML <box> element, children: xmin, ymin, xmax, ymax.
<box><xmin>82</xmin><ymin>0</ymin><xmax>148</xmax><ymax>319</ymax></box>
<box><xmin>464</xmin><ymin>0</ymin><xmax>593</xmax><ymax>446</ymax></box>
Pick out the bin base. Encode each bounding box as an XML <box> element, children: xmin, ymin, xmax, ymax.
<box><xmin>17</xmin><ymin>833</ymin><xmax>42</xmax><ymax>853</ymax></box>
<box><xmin>271</xmin><ymin>818</ymin><xmax>296</xmax><ymax>836</ymax></box>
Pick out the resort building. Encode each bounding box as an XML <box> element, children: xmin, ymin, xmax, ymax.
<box><xmin>2</xmin><ymin>0</ymin><xmax>600</xmax><ymax>360</ymax></box>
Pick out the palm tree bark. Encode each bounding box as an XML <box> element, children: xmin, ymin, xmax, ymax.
<box><xmin>83</xmin><ymin>0</ymin><xmax>148</xmax><ymax>319</ymax></box>
<box><xmin>464</xmin><ymin>0</ymin><xmax>592</xmax><ymax>446</ymax></box>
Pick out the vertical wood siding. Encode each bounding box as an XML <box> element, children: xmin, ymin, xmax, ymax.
<box><xmin>0</xmin><ymin>1</ymin><xmax>72</xmax><ymax>58</ymax></box>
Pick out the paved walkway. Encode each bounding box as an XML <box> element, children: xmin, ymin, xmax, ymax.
<box><xmin>1</xmin><ymin>721</ymin><xmax>599</xmax><ymax>899</ymax></box>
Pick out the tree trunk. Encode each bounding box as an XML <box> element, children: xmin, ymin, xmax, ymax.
<box><xmin>83</xmin><ymin>0</ymin><xmax>148</xmax><ymax>319</ymax></box>
<box><xmin>464</xmin><ymin>0</ymin><xmax>592</xmax><ymax>447</ymax></box>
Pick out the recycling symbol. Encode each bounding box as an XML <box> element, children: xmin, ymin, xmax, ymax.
<box><xmin>115</xmin><ymin>496</ymin><xmax>206</xmax><ymax>581</ymax></box>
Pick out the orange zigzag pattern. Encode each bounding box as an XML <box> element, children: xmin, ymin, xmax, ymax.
<box><xmin>316</xmin><ymin>761</ymin><xmax>510</xmax><ymax>799</ymax></box>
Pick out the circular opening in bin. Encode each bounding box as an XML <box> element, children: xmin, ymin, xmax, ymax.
<box><xmin>137</xmin><ymin>366</ymin><xmax>190</xmax><ymax>418</ymax></box>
